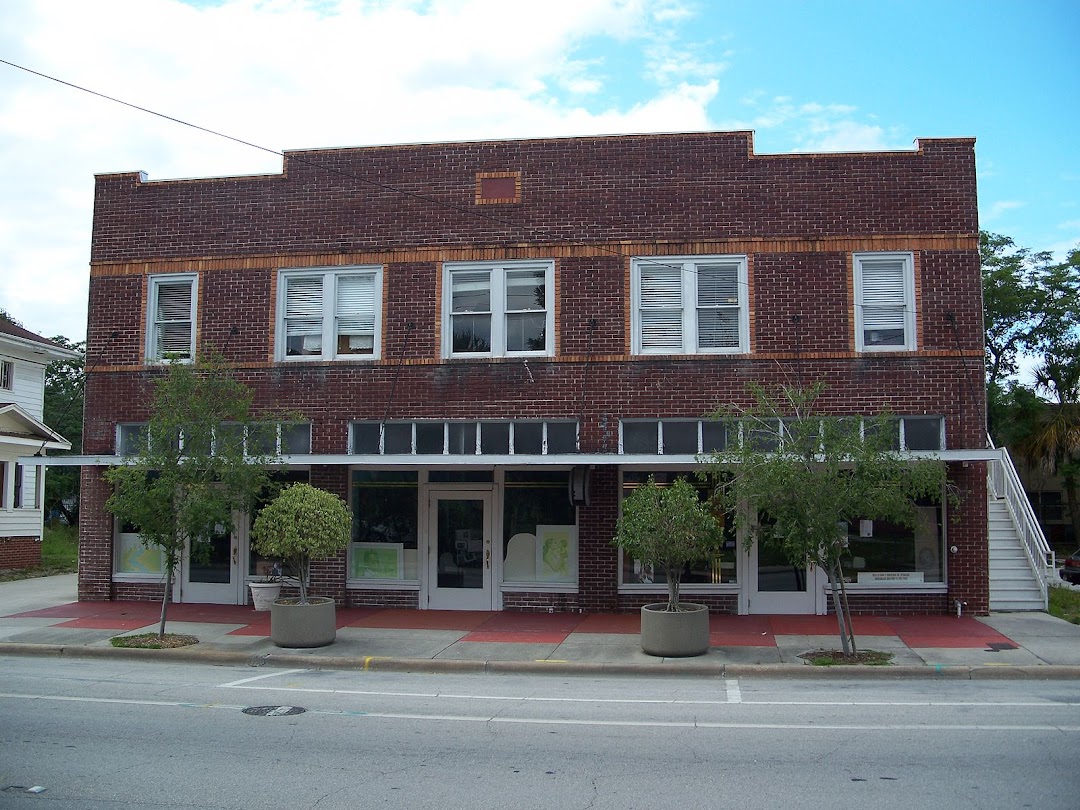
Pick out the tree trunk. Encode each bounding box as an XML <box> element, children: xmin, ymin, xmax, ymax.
<box><xmin>158</xmin><ymin>564</ymin><xmax>173</xmax><ymax>640</ymax></box>
<box><xmin>837</xmin><ymin>560</ymin><xmax>858</xmax><ymax>655</ymax></box>
<box><xmin>666</xmin><ymin>565</ymin><xmax>680</xmax><ymax>612</ymax></box>
<box><xmin>827</xmin><ymin>563</ymin><xmax>852</xmax><ymax>657</ymax></box>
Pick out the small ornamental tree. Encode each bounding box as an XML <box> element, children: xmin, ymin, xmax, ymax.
<box><xmin>250</xmin><ymin>483</ymin><xmax>351</xmax><ymax>604</ymax></box>
<box><xmin>707</xmin><ymin>382</ymin><xmax>952</xmax><ymax>657</ymax></box>
<box><xmin>613</xmin><ymin>476</ymin><xmax>725</xmax><ymax>612</ymax></box>
<box><xmin>104</xmin><ymin>355</ymin><xmax>277</xmax><ymax>639</ymax></box>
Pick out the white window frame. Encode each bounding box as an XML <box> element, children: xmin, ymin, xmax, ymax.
<box><xmin>442</xmin><ymin>260</ymin><xmax>555</xmax><ymax>358</ymax></box>
<box><xmin>0</xmin><ymin>360</ymin><xmax>13</xmax><ymax>390</ymax></box>
<box><xmin>853</xmin><ymin>252</ymin><xmax>916</xmax><ymax>352</ymax></box>
<box><xmin>146</xmin><ymin>274</ymin><xmax>198</xmax><ymax>362</ymax></box>
<box><xmin>276</xmin><ymin>266</ymin><xmax>383</xmax><ymax>361</ymax></box>
<box><xmin>631</xmin><ymin>255</ymin><xmax>749</xmax><ymax>355</ymax></box>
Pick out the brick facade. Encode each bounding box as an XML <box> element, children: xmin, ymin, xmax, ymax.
<box><xmin>0</xmin><ymin>537</ymin><xmax>41</xmax><ymax>570</ymax></box>
<box><xmin>80</xmin><ymin>131</ymin><xmax>987</xmax><ymax>616</ymax></box>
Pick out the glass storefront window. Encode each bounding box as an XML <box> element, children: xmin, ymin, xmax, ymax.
<box><xmin>350</xmin><ymin>471</ymin><xmax>419</xmax><ymax>580</ymax></box>
<box><xmin>841</xmin><ymin>502</ymin><xmax>943</xmax><ymax>584</ymax></box>
<box><xmin>114</xmin><ymin>522</ymin><xmax>166</xmax><ymax>576</ymax></box>
<box><xmin>502</xmin><ymin>471</ymin><xmax>577</xmax><ymax>585</ymax></box>
<box><xmin>248</xmin><ymin>471</ymin><xmax>309</xmax><ymax>579</ymax></box>
<box><xmin>619</xmin><ymin>471</ymin><xmax>737</xmax><ymax>585</ymax></box>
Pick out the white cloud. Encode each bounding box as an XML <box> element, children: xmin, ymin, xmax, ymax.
<box><xmin>0</xmin><ymin>0</ymin><xmax>714</xmax><ymax>339</ymax></box>
<box><xmin>984</xmin><ymin>200</ymin><xmax>1026</xmax><ymax>220</ymax></box>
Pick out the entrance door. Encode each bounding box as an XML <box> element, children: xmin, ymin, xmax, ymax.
<box><xmin>427</xmin><ymin>492</ymin><xmax>493</xmax><ymax>610</ymax></box>
<box><xmin>181</xmin><ymin>525</ymin><xmax>241</xmax><ymax>604</ymax></box>
<box><xmin>747</xmin><ymin>541</ymin><xmax>817</xmax><ymax>614</ymax></box>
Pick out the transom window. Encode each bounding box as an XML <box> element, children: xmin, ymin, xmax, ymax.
<box><xmin>620</xmin><ymin>416</ymin><xmax>943</xmax><ymax>454</ymax></box>
<box><xmin>116</xmin><ymin>422</ymin><xmax>311</xmax><ymax>456</ymax></box>
<box><xmin>350</xmin><ymin>420</ymin><xmax>578</xmax><ymax>455</ymax></box>
<box><xmin>277</xmin><ymin>267</ymin><xmax>382</xmax><ymax>361</ymax></box>
<box><xmin>147</xmin><ymin>274</ymin><xmax>197</xmax><ymax>362</ymax></box>
<box><xmin>853</xmin><ymin>252</ymin><xmax>916</xmax><ymax>351</ymax></box>
<box><xmin>443</xmin><ymin>261</ymin><xmax>554</xmax><ymax>357</ymax></box>
<box><xmin>631</xmin><ymin>255</ymin><xmax>748</xmax><ymax>355</ymax></box>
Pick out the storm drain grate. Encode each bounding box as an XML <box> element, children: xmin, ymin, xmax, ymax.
<box><xmin>242</xmin><ymin>705</ymin><xmax>307</xmax><ymax>717</ymax></box>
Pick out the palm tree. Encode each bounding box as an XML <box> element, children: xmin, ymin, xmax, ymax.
<box><xmin>1017</xmin><ymin>350</ymin><xmax>1080</xmax><ymax>545</ymax></box>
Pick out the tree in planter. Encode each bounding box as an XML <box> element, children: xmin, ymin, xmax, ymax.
<box><xmin>250</xmin><ymin>483</ymin><xmax>351</xmax><ymax>604</ymax></box>
<box><xmin>706</xmin><ymin>382</ymin><xmax>952</xmax><ymax>657</ymax></box>
<box><xmin>613</xmin><ymin>476</ymin><xmax>725</xmax><ymax>612</ymax></box>
<box><xmin>104</xmin><ymin>355</ymin><xmax>277</xmax><ymax>640</ymax></box>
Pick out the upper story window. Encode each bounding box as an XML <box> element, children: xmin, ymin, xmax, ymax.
<box><xmin>853</xmin><ymin>252</ymin><xmax>916</xmax><ymax>351</ymax></box>
<box><xmin>0</xmin><ymin>360</ymin><xmax>13</xmax><ymax>390</ymax></box>
<box><xmin>277</xmin><ymin>267</ymin><xmax>382</xmax><ymax>361</ymax></box>
<box><xmin>443</xmin><ymin>261</ymin><xmax>554</xmax><ymax>358</ymax></box>
<box><xmin>147</xmin><ymin>274</ymin><xmax>197</xmax><ymax>362</ymax></box>
<box><xmin>631</xmin><ymin>255</ymin><xmax>749</xmax><ymax>355</ymax></box>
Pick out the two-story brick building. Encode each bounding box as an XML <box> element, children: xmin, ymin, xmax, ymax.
<box><xmin>74</xmin><ymin>130</ymin><xmax>997</xmax><ymax>615</ymax></box>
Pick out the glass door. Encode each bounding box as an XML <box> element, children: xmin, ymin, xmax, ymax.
<box><xmin>181</xmin><ymin>524</ymin><xmax>241</xmax><ymax>604</ymax></box>
<box><xmin>427</xmin><ymin>492</ymin><xmax>493</xmax><ymax>610</ymax></box>
<box><xmin>747</xmin><ymin>540</ymin><xmax>817</xmax><ymax>614</ymax></box>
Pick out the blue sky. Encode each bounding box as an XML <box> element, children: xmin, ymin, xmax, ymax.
<box><xmin>1</xmin><ymin>0</ymin><xmax>1076</xmax><ymax>341</ymax></box>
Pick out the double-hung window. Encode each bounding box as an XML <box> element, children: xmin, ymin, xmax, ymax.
<box><xmin>147</xmin><ymin>274</ymin><xmax>197</xmax><ymax>362</ymax></box>
<box><xmin>854</xmin><ymin>252</ymin><xmax>916</xmax><ymax>351</ymax></box>
<box><xmin>277</xmin><ymin>266</ymin><xmax>382</xmax><ymax>360</ymax></box>
<box><xmin>632</xmin><ymin>255</ymin><xmax>748</xmax><ymax>354</ymax></box>
<box><xmin>443</xmin><ymin>261</ymin><xmax>554</xmax><ymax>357</ymax></box>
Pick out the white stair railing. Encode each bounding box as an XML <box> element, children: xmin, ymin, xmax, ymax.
<box><xmin>986</xmin><ymin>435</ymin><xmax>1056</xmax><ymax>605</ymax></box>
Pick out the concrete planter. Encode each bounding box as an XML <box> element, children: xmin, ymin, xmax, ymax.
<box><xmin>248</xmin><ymin>581</ymin><xmax>282</xmax><ymax>612</ymax></box>
<box><xmin>269</xmin><ymin>597</ymin><xmax>336</xmax><ymax>648</ymax></box>
<box><xmin>640</xmin><ymin>602</ymin><xmax>711</xmax><ymax>657</ymax></box>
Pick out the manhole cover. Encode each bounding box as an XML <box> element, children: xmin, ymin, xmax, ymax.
<box><xmin>242</xmin><ymin>705</ymin><xmax>306</xmax><ymax>717</ymax></box>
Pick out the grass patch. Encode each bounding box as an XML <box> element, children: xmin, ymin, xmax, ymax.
<box><xmin>111</xmin><ymin>633</ymin><xmax>199</xmax><ymax>649</ymax></box>
<box><xmin>800</xmin><ymin>649</ymin><xmax>894</xmax><ymax>666</ymax></box>
<box><xmin>0</xmin><ymin>524</ymin><xmax>79</xmax><ymax>582</ymax></box>
<box><xmin>1048</xmin><ymin>585</ymin><xmax>1080</xmax><ymax>625</ymax></box>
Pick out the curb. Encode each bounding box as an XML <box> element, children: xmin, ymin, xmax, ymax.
<box><xmin>4</xmin><ymin>642</ymin><xmax>1080</xmax><ymax>679</ymax></box>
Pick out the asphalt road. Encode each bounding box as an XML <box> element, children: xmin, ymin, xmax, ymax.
<box><xmin>2</xmin><ymin>656</ymin><xmax>1079</xmax><ymax>809</ymax></box>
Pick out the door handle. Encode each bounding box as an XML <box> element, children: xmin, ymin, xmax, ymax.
<box><xmin>232</xmin><ymin>545</ymin><xmax>238</xmax><ymax>565</ymax></box>
<box><xmin>485</xmin><ymin>549</ymin><xmax>491</xmax><ymax>568</ymax></box>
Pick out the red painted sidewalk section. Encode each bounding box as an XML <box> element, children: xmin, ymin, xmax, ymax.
<box><xmin>6</xmin><ymin>601</ymin><xmax>1018</xmax><ymax>649</ymax></box>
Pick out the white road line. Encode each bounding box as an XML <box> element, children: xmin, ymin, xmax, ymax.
<box><xmin>218</xmin><ymin>669</ymin><xmax>306</xmax><ymax>688</ymax></box>
<box><xmin>2</xmin><ymin>692</ymin><xmax>1078</xmax><ymax>732</ymax></box>
<box><xmin>218</xmin><ymin>682</ymin><xmax>1080</xmax><ymax>709</ymax></box>
<box><xmin>726</xmin><ymin>679</ymin><xmax>742</xmax><ymax>704</ymax></box>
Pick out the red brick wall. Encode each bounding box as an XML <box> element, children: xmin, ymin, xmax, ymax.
<box><xmin>79</xmin><ymin>466</ymin><xmax>114</xmax><ymax>600</ymax></box>
<box><xmin>0</xmin><ymin>537</ymin><xmax>41</xmax><ymax>569</ymax></box>
<box><xmin>90</xmin><ymin>133</ymin><xmax>976</xmax><ymax>263</ymax></box>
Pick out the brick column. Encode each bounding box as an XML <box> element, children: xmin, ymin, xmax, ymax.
<box><xmin>947</xmin><ymin>461</ymin><xmax>990</xmax><ymax>615</ymax></box>
<box><xmin>577</xmin><ymin>465</ymin><xmax>621</xmax><ymax>612</ymax></box>
<box><xmin>78</xmin><ymin>466</ymin><xmax>114</xmax><ymax>601</ymax></box>
<box><xmin>307</xmin><ymin>465</ymin><xmax>349</xmax><ymax>606</ymax></box>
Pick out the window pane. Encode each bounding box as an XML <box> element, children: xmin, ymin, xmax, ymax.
<box><xmin>639</xmin><ymin>264</ymin><xmax>683</xmax><ymax>352</ymax></box>
<box><xmin>281</xmin><ymin>424</ymin><xmax>311</xmax><ymax>454</ymax></box>
<box><xmin>696</xmin><ymin>264</ymin><xmax>739</xmax><ymax>305</ymax></box>
<box><xmin>546</xmin><ymin>422</ymin><xmax>578</xmax><ymax>454</ymax></box>
<box><xmin>623</xmin><ymin>422</ymin><xmax>659</xmax><ymax>454</ymax></box>
<box><xmin>154</xmin><ymin>280</ymin><xmax>193</xmax><ymax>359</ymax></box>
<box><xmin>503</xmin><ymin>472</ymin><xmax>576</xmax><ymax>585</ymax></box>
<box><xmin>513</xmin><ymin>422</ymin><xmax>543</xmax><ymax>454</ymax></box>
<box><xmin>505</xmin><ymin>312</ymin><xmax>546</xmax><ymax>352</ymax></box>
<box><xmin>843</xmin><ymin>504</ymin><xmax>942</xmax><ymax>583</ymax></box>
<box><xmin>505</xmin><ymin>270</ymin><xmax>546</xmax><ymax>311</ymax></box>
<box><xmin>452</xmin><ymin>313</ymin><xmax>492</xmax><ymax>352</ymax></box>
<box><xmin>384</xmin><ymin>423</ymin><xmax>413</xmax><ymax>454</ymax></box>
<box><xmin>480</xmin><ymin>422</ymin><xmax>510</xmax><ymax>454</ymax></box>
<box><xmin>415</xmin><ymin>423</ymin><xmax>444</xmax><ymax>454</ymax></box>
<box><xmin>336</xmin><ymin>274</ymin><xmax>376</xmax><ymax>355</ymax></box>
<box><xmin>661</xmin><ymin>421</ymin><xmax>698</xmax><ymax>454</ymax></box>
<box><xmin>284</xmin><ymin>276</ymin><xmax>323</xmax><ymax>356</ymax></box>
<box><xmin>451</xmin><ymin>272</ymin><xmax>491</xmax><ymax>312</ymax></box>
<box><xmin>352</xmin><ymin>422</ymin><xmax>381</xmax><ymax>454</ymax></box>
<box><xmin>701</xmin><ymin>421</ymin><xmax>730</xmax><ymax>452</ymax></box>
<box><xmin>118</xmin><ymin>424</ymin><xmax>146</xmax><ymax>455</ymax></box>
<box><xmin>447</xmin><ymin>422</ymin><xmax>477</xmax><ymax>454</ymax></box>
<box><xmin>903</xmin><ymin>417</ymin><xmax>941</xmax><ymax>451</ymax></box>
<box><xmin>351</xmin><ymin>471</ymin><xmax>419</xmax><ymax>580</ymax></box>
<box><xmin>697</xmin><ymin>309</ymin><xmax>740</xmax><ymax>349</ymax></box>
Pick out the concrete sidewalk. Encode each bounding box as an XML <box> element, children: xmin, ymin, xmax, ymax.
<box><xmin>2</xmin><ymin>575</ymin><xmax>1079</xmax><ymax>678</ymax></box>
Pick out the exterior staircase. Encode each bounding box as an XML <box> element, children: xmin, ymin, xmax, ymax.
<box><xmin>986</xmin><ymin>440</ymin><xmax>1056</xmax><ymax>612</ymax></box>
